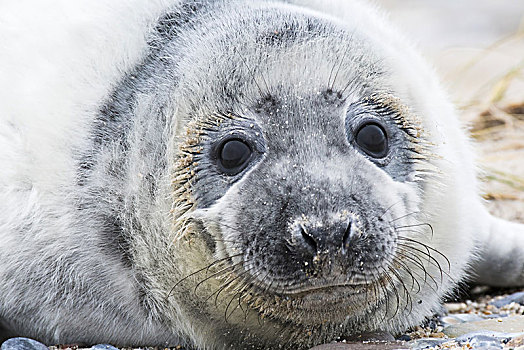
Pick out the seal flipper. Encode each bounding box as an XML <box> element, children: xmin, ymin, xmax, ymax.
<box><xmin>471</xmin><ymin>216</ymin><xmax>524</xmax><ymax>287</ymax></box>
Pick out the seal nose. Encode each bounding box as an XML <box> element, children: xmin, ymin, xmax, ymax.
<box><xmin>295</xmin><ymin>217</ymin><xmax>354</xmax><ymax>254</ymax></box>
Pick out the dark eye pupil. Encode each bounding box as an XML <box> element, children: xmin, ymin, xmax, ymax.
<box><xmin>355</xmin><ymin>123</ymin><xmax>388</xmax><ymax>158</ymax></box>
<box><xmin>218</xmin><ymin>139</ymin><xmax>252</xmax><ymax>174</ymax></box>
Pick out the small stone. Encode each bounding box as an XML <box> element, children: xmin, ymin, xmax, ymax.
<box><xmin>491</xmin><ymin>291</ymin><xmax>524</xmax><ymax>308</ymax></box>
<box><xmin>439</xmin><ymin>316</ymin><xmax>461</xmax><ymax>326</ymax></box>
<box><xmin>455</xmin><ymin>330</ymin><xmax>521</xmax><ymax>343</ymax></box>
<box><xmin>409</xmin><ymin>338</ymin><xmax>446</xmax><ymax>349</ymax></box>
<box><xmin>428</xmin><ymin>332</ymin><xmax>445</xmax><ymax>338</ymax></box>
<box><xmin>90</xmin><ymin>345</ymin><xmax>119</xmax><ymax>350</ymax></box>
<box><xmin>484</xmin><ymin>314</ymin><xmax>508</xmax><ymax>319</ymax></box>
<box><xmin>444</xmin><ymin>302</ymin><xmax>467</xmax><ymax>313</ymax></box>
<box><xmin>467</xmin><ymin>301</ymin><xmax>479</xmax><ymax>308</ymax></box>
<box><xmin>440</xmin><ymin>313</ymin><xmax>484</xmax><ymax>326</ymax></box>
<box><xmin>397</xmin><ymin>334</ymin><xmax>411</xmax><ymax>341</ymax></box>
<box><xmin>442</xmin><ymin>315</ymin><xmax>524</xmax><ymax>337</ymax></box>
<box><xmin>456</xmin><ymin>334</ymin><xmax>502</xmax><ymax>349</ymax></box>
<box><xmin>1</xmin><ymin>338</ymin><xmax>48</xmax><ymax>350</ymax></box>
<box><xmin>309</xmin><ymin>342</ymin><xmax>408</xmax><ymax>350</ymax></box>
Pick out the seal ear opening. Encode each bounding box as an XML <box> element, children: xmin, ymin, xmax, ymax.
<box><xmin>470</xmin><ymin>216</ymin><xmax>524</xmax><ymax>287</ymax></box>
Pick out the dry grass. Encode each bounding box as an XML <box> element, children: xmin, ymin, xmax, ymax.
<box><xmin>450</xmin><ymin>28</ymin><xmax>524</xmax><ymax>223</ymax></box>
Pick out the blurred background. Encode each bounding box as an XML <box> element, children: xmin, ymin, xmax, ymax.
<box><xmin>376</xmin><ymin>0</ymin><xmax>524</xmax><ymax>222</ymax></box>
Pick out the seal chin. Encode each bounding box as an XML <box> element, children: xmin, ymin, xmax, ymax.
<box><xmin>257</xmin><ymin>273</ymin><xmax>379</xmax><ymax>296</ymax></box>
<box><xmin>298</xmin><ymin>289</ymin><xmax>372</xmax><ymax>313</ymax></box>
<box><xmin>243</xmin><ymin>269</ymin><xmax>390</xmax><ymax>325</ymax></box>
<box><xmin>281</xmin><ymin>281</ymin><xmax>372</xmax><ymax>295</ymax></box>
<box><xmin>252</xmin><ymin>282</ymin><xmax>382</xmax><ymax>326</ymax></box>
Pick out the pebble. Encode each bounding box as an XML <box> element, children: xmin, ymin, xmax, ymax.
<box><xmin>444</xmin><ymin>303</ymin><xmax>467</xmax><ymax>313</ymax></box>
<box><xmin>439</xmin><ymin>313</ymin><xmax>484</xmax><ymax>326</ymax></box>
<box><xmin>491</xmin><ymin>291</ymin><xmax>524</xmax><ymax>308</ymax></box>
<box><xmin>1</xmin><ymin>338</ymin><xmax>48</xmax><ymax>350</ymax></box>
<box><xmin>397</xmin><ymin>334</ymin><xmax>412</xmax><ymax>341</ymax></box>
<box><xmin>90</xmin><ymin>345</ymin><xmax>119</xmax><ymax>350</ymax></box>
<box><xmin>409</xmin><ymin>338</ymin><xmax>447</xmax><ymax>349</ymax></box>
<box><xmin>309</xmin><ymin>341</ymin><xmax>408</xmax><ymax>350</ymax></box>
<box><xmin>442</xmin><ymin>316</ymin><xmax>524</xmax><ymax>337</ymax></box>
<box><xmin>456</xmin><ymin>334</ymin><xmax>503</xmax><ymax>349</ymax></box>
<box><xmin>403</xmin><ymin>288</ymin><xmax>524</xmax><ymax>350</ymax></box>
<box><xmin>456</xmin><ymin>330</ymin><xmax>522</xmax><ymax>342</ymax></box>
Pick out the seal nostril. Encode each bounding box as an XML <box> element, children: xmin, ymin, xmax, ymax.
<box><xmin>342</xmin><ymin>220</ymin><xmax>353</xmax><ymax>251</ymax></box>
<box><xmin>300</xmin><ymin>225</ymin><xmax>318</xmax><ymax>253</ymax></box>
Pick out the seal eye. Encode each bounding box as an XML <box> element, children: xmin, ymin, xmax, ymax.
<box><xmin>355</xmin><ymin>123</ymin><xmax>388</xmax><ymax>158</ymax></box>
<box><xmin>218</xmin><ymin>138</ymin><xmax>252</xmax><ymax>175</ymax></box>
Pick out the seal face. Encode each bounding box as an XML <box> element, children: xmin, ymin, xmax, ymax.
<box><xmin>2</xmin><ymin>0</ymin><xmax>524</xmax><ymax>349</ymax></box>
<box><xmin>161</xmin><ymin>2</ymin><xmax>443</xmax><ymax>347</ymax></box>
<box><xmin>183</xmin><ymin>95</ymin><xmax>431</xmax><ymax>344</ymax></box>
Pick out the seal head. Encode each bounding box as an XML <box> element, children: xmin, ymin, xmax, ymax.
<box><xmin>158</xmin><ymin>1</ymin><xmax>446</xmax><ymax>348</ymax></box>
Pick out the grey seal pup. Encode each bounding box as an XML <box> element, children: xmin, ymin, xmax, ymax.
<box><xmin>0</xmin><ymin>0</ymin><xmax>523</xmax><ymax>349</ymax></box>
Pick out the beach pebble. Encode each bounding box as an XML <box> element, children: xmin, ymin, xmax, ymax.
<box><xmin>491</xmin><ymin>291</ymin><xmax>524</xmax><ymax>308</ymax></box>
<box><xmin>409</xmin><ymin>338</ymin><xmax>447</xmax><ymax>349</ymax></box>
<box><xmin>90</xmin><ymin>345</ymin><xmax>119</xmax><ymax>350</ymax></box>
<box><xmin>442</xmin><ymin>315</ymin><xmax>524</xmax><ymax>337</ymax></box>
<box><xmin>397</xmin><ymin>334</ymin><xmax>411</xmax><ymax>341</ymax></box>
<box><xmin>444</xmin><ymin>303</ymin><xmax>467</xmax><ymax>313</ymax></box>
<box><xmin>310</xmin><ymin>342</ymin><xmax>408</xmax><ymax>350</ymax></box>
<box><xmin>1</xmin><ymin>338</ymin><xmax>48</xmax><ymax>350</ymax></box>
<box><xmin>456</xmin><ymin>334</ymin><xmax>502</xmax><ymax>349</ymax></box>
<box><xmin>458</xmin><ymin>330</ymin><xmax>522</xmax><ymax>342</ymax></box>
<box><xmin>439</xmin><ymin>313</ymin><xmax>484</xmax><ymax>326</ymax></box>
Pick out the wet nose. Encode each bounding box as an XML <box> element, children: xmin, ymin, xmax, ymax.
<box><xmin>294</xmin><ymin>217</ymin><xmax>355</xmax><ymax>254</ymax></box>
